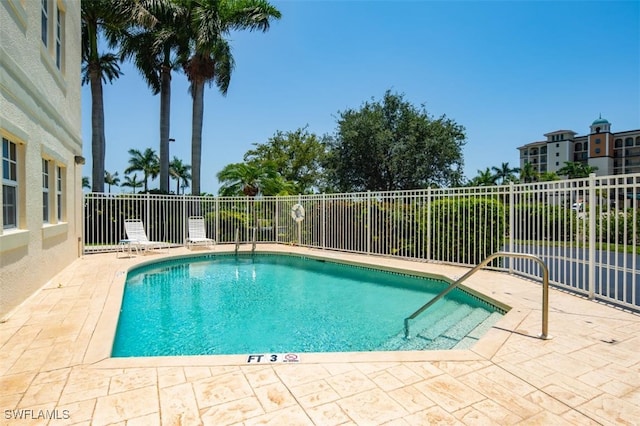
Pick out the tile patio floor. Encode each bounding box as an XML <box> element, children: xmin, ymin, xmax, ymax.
<box><xmin>1</xmin><ymin>245</ymin><xmax>639</xmax><ymax>425</ymax></box>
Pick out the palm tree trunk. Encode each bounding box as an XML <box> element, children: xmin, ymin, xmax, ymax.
<box><xmin>159</xmin><ymin>61</ymin><xmax>171</xmax><ymax>193</ymax></box>
<box><xmin>90</xmin><ymin>67</ymin><xmax>106</xmax><ymax>193</ymax></box>
<box><xmin>191</xmin><ymin>81</ymin><xmax>205</xmax><ymax>195</ymax></box>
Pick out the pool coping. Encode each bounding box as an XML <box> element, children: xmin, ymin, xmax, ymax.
<box><xmin>85</xmin><ymin>245</ymin><xmax>531</xmax><ymax>369</ymax></box>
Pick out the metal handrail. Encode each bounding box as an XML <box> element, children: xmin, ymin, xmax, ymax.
<box><xmin>404</xmin><ymin>251</ymin><xmax>552</xmax><ymax>340</ymax></box>
<box><xmin>234</xmin><ymin>228</ymin><xmax>240</xmax><ymax>255</ymax></box>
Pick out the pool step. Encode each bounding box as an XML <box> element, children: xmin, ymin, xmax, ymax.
<box><xmin>451</xmin><ymin>311</ymin><xmax>503</xmax><ymax>349</ymax></box>
<box><xmin>441</xmin><ymin>307</ymin><xmax>492</xmax><ymax>340</ymax></box>
<box><xmin>467</xmin><ymin>311</ymin><xmax>504</xmax><ymax>340</ymax></box>
<box><xmin>417</xmin><ymin>307</ymin><xmax>488</xmax><ymax>350</ymax></box>
<box><xmin>378</xmin><ymin>307</ymin><xmax>502</xmax><ymax>351</ymax></box>
<box><xmin>425</xmin><ymin>308</ymin><xmax>491</xmax><ymax>350</ymax></box>
<box><xmin>378</xmin><ymin>300</ymin><xmax>469</xmax><ymax>351</ymax></box>
<box><xmin>415</xmin><ymin>304</ymin><xmax>475</xmax><ymax>340</ymax></box>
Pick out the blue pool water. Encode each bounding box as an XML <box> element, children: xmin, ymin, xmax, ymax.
<box><xmin>112</xmin><ymin>254</ymin><xmax>503</xmax><ymax>357</ymax></box>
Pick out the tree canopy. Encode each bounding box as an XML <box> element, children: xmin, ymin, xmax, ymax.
<box><xmin>121</xmin><ymin>173</ymin><xmax>143</xmax><ymax>193</ymax></box>
<box><xmin>324</xmin><ymin>91</ymin><xmax>466</xmax><ymax>192</ymax></box>
<box><xmin>125</xmin><ymin>148</ymin><xmax>159</xmax><ymax>192</ymax></box>
<box><xmin>104</xmin><ymin>170</ymin><xmax>120</xmax><ymax>193</ymax></box>
<box><xmin>243</xmin><ymin>127</ymin><xmax>328</xmax><ymax>194</ymax></box>
<box><xmin>556</xmin><ymin>161</ymin><xmax>599</xmax><ymax>179</ymax></box>
<box><xmin>217</xmin><ymin>163</ymin><xmax>294</xmax><ymax>196</ymax></box>
<box><xmin>468</xmin><ymin>168</ymin><xmax>497</xmax><ymax>186</ymax></box>
<box><xmin>492</xmin><ymin>162</ymin><xmax>520</xmax><ymax>185</ymax></box>
<box><xmin>169</xmin><ymin>156</ymin><xmax>192</xmax><ymax>195</ymax></box>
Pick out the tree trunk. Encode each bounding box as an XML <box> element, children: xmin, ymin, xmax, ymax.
<box><xmin>159</xmin><ymin>62</ymin><xmax>171</xmax><ymax>193</ymax></box>
<box><xmin>90</xmin><ymin>65</ymin><xmax>106</xmax><ymax>193</ymax></box>
<box><xmin>191</xmin><ymin>81</ymin><xmax>205</xmax><ymax>195</ymax></box>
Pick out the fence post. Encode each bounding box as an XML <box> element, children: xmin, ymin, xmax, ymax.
<box><xmin>246</xmin><ymin>197</ymin><xmax>250</xmax><ymax>244</ymax></box>
<box><xmin>182</xmin><ymin>194</ymin><xmax>186</xmax><ymax>245</ymax></box>
<box><xmin>322</xmin><ymin>193</ymin><xmax>326</xmax><ymax>250</ymax></box>
<box><xmin>215</xmin><ymin>196</ymin><xmax>220</xmax><ymax>244</ymax></box>
<box><xmin>588</xmin><ymin>173</ymin><xmax>596</xmax><ymax>300</ymax></box>
<box><xmin>426</xmin><ymin>188</ymin><xmax>431</xmax><ymax>261</ymax></box>
<box><xmin>145</xmin><ymin>193</ymin><xmax>150</xmax><ymax>237</ymax></box>
<box><xmin>275</xmin><ymin>197</ymin><xmax>279</xmax><ymax>244</ymax></box>
<box><xmin>509</xmin><ymin>182</ymin><xmax>515</xmax><ymax>274</ymax></box>
<box><xmin>367</xmin><ymin>191</ymin><xmax>371</xmax><ymax>255</ymax></box>
<box><xmin>297</xmin><ymin>194</ymin><xmax>302</xmax><ymax>245</ymax></box>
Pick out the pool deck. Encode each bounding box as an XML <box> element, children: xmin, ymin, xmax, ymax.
<box><xmin>1</xmin><ymin>245</ymin><xmax>639</xmax><ymax>425</ymax></box>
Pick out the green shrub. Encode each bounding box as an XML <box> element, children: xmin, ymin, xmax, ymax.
<box><xmin>426</xmin><ymin>197</ymin><xmax>506</xmax><ymax>265</ymax></box>
<box><xmin>511</xmin><ymin>203</ymin><xmax>577</xmax><ymax>242</ymax></box>
<box><xmin>594</xmin><ymin>208</ymin><xmax>640</xmax><ymax>245</ymax></box>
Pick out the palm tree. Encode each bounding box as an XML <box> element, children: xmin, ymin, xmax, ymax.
<box><xmin>104</xmin><ymin>170</ymin><xmax>120</xmax><ymax>193</ymax></box>
<box><xmin>469</xmin><ymin>168</ymin><xmax>497</xmax><ymax>186</ymax></box>
<box><xmin>119</xmin><ymin>0</ymin><xmax>184</xmax><ymax>193</ymax></box>
<box><xmin>556</xmin><ymin>162</ymin><xmax>581</xmax><ymax>179</ymax></box>
<box><xmin>181</xmin><ymin>0</ymin><xmax>281</xmax><ymax>194</ymax></box>
<box><xmin>121</xmin><ymin>173</ymin><xmax>144</xmax><ymax>193</ymax></box>
<box><xmin>125</xmin><ymin>148</ymin><xmax>159</xmax><ymax>192</ymax></box>
<box><xmin>217</xmin><ymin>163</ymin><xmax>281</xmax><ymax>196</ymax></box>
<box><xmin>556</xmin><ymin>161</ymin><xmax>598</xmax><ymax>179</ymax></box>
<box><xmin>519</xmin><ymin>162</ymin><xmax>538</xmax><ymax>183</ymax></box>
<box><xmin>169</xmin><ymin>157</ymin><xmax>192</xmax><ymax>195</ymax></box>
<box><xmin>81</xmin><ymin>0</ymin><xmax>129</xmax><ymax>192</ymax></box>
<box><xmin>539</xmin><ymin>171</ymin><xmax>560</xmax><ymax>182</ymax></box>
<box><xmin>82</xmin><ymin>176</ymin><xmax>91</xmax><ymax>190</ymax></box>
<box><xmin>492</xmin><ymin>162</ymin><xmax>520</xmax><ymax>185</ymax></box>
<box><xmin>259</xmin><ymin>175</ymin><xmax>297</xmax><ymax>196</ymax></box>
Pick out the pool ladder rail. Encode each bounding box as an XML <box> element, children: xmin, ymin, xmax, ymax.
<box><xmin>233</xmin><ymin>227</ymin><xmax>257</xmax><ymax>255</ymax></box>
<box><xmin>403</xmin><ymin>251</ymin><xmax>552</xmax><ymax>341</ymax></box>
<box><xmin>251</xmin><ymin>227</ymin><xmax>257</xmax><ymax>254</ymax></box>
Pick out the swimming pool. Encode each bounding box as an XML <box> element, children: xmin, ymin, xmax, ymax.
<box><xmin>112</xmin><ymin>253</ymin><xmax>504</xmax><ymax>357</ymax></box>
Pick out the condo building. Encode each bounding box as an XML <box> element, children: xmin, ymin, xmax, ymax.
<box><xmin>1</xmin><ymin>1</ymin><xmax>83</xmax><ymax>316</ymax></box>
<box><xmin>518</xmin><ymin>117</ymin><xmax>640</xmax><ymax>177</ymax></box>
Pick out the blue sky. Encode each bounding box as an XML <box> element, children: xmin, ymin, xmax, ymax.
<box><xmin>81</xmin><ymin>0</ymin><xmax>640</xmax><ymax>194</ymax></box>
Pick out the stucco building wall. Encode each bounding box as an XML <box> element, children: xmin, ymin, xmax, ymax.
<box><xmin>1</xmin><ymin>0</ymin><xmax>83</xmax><ymax>316</ymax></box>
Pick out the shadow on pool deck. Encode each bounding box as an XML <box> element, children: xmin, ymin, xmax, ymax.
<box><xmin>1</xmin><ymin>245</ymin><xmax>639</xmax><ymax>425</ymax></box>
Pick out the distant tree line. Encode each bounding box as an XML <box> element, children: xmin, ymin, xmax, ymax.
<box><xmin>466</xmin><ymin>161</ymin><xmax>599</xmax><ymax>187</ymax></box>
<box><xmin>84</xmin><ymin>148</ymin><xmax>191</xmax><ymax>195</ymax></box>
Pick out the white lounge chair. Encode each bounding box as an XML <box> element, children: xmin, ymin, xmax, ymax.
<box><xmin>124</xmin><ymin>219</ymin><xmax>168</xmax><ymax>253</ymax></box>
<box><xmin>186</xmin><ymin>216</ymin><xmax>215</xmax><ymax>249</ymax></box>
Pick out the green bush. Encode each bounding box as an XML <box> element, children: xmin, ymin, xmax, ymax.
<box><xmin>511</xmin><ymin>203</ymin><xmax>577</xmax><ymax>242</ymax></box>
<box><xmin>368</xmin><ymin>200</ymin><xmax>425</xmax><ymax>257</ymax></box>
<box><xmin>426</xmin><ymin>197</ymin><xmax>506</xmax><ymax>265</ymax></box>
<box><xmin>594</xmin><ymin>208</ymin><xmax>640</xmax><ymax>245</ymax></box>
<box><xmin>215</xmin><ymin>208</ymin><xmax>249</xmax><ymax>241</ymax></box>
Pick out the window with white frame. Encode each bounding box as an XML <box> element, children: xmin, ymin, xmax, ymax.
<box><xmin>41</xmin><ymin>0</ymin><xmax>49</xmax><ymax>47</ymax></box>
<box><xmin>2</xmin><ymin>138</ymin><xmax>19</xmax><ymax>229</ymax></box>
<box><xmin>43</xmin><ymin>159</ymin><xmax>50</xmax><ymax>223</ymax></box>
<box><xmin>56</xmin><ymin>166</ymin><xmax>64</xmax><ymax>221</ymax></box>
<box><xmin>55</xmin><ymin>4</ymin><xmax>64</xmax><ymax>70</ymax></box>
